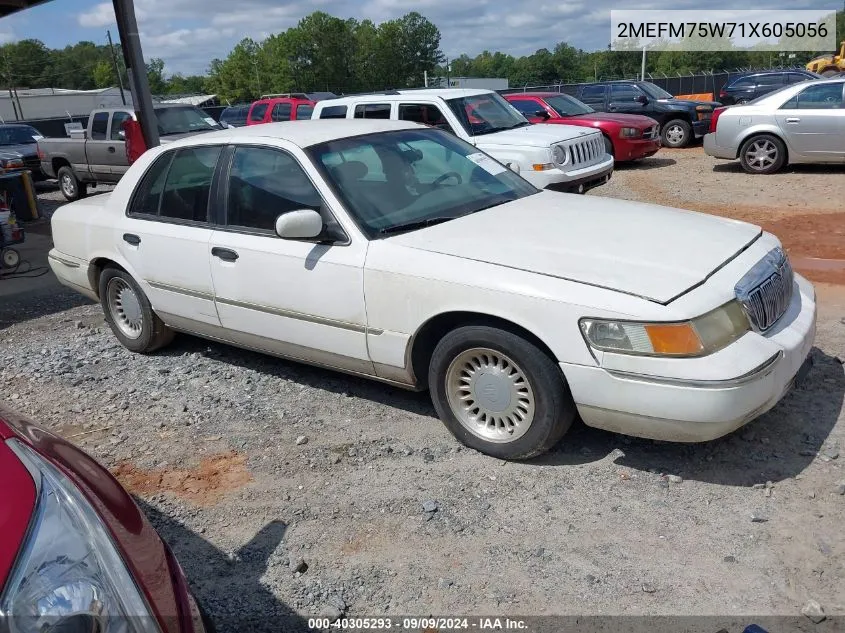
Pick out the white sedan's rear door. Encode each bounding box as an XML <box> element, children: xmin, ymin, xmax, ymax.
<box><xmin>117</xmin><ymin>145</ymin><xmax>222</xmax><ymax>327</ymax></box>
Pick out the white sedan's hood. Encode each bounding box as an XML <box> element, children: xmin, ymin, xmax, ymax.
<box><xmin>389</xmin><ymin>191</ymin><xmax>761</xmax><ymax>303</ymax></box>
<box><xmin>476</xmin><ymin>123</ymin><xmax>598</xmax><ymax>148</ymax></box>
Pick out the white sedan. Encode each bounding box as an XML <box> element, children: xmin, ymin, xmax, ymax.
<box><xmin>48</xmin><ymin>120</ymin><xmax>816</xmax><ymax>460</ymax></box>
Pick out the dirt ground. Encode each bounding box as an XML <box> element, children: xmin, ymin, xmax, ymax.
<box><xmin>2</xmin><ymin>155</ymin><xmax>844</xmax><ymax>631</ymax></box>
<box><xmin>597</xmin><ymin>148</ymin><xmax>845</xmax><ymax>285</ymax></box>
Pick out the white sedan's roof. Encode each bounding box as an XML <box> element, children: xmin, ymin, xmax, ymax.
<box><xmin>164</xmin><ymin>119</ymin><xmax>423</xmax><ymax>149</ymax></box>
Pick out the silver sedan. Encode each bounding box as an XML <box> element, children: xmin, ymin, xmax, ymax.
<box><xmin>704</xmin><ymin>78</ymin><xmax>845</xmax><ymax>174</ymax></box>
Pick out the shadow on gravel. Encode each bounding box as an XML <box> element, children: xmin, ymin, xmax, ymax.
<box><xmin>614</xmin><ymin>157</ymin><xmax>676</xmax><ymax>171</ymax></box>
<box><xmin>158</xmin><ymin>335</ymin><xmax>437</xmax><ymax>417</ymax></box>
<box><xmin>542</xmin><ymin>347</ymin><xmax>844</xmax><ymax>486</ymax></box>
<box><xmin>140</xmin><ymin>501</ymin><xmax>310</xmax><ymax>633</ymax></box>
<box><xmin>713</xmin><ymin>162</ymin><xmax>845</xmax><ymax>175</ymax></box>
<box><xmin>0</xmin><ymin>288</ymin><xmax>93</xmax><ymax>330</ymax></box>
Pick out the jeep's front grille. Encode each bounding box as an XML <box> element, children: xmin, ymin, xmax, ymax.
<box><xmin>563</xmin><ymin>135</ymin><xmax>604</xmax><ymax>169</ymax></box>
<box><xmin>735</xmin><ymin>248</ymin><xmax>794</xmax><ymax>332</ymax></box>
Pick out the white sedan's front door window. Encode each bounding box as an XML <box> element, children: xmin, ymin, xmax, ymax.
<box><xmin>209</xmin><ymin>146</ymin><xmax>372</xmax><ymax>373</ymax></box>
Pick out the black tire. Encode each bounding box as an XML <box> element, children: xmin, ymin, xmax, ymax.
<box><xmin>736</xmin><ymin>98</ymin><xmax>749</xmax><ymax>105</ymax></box>
<box><xmin>99</xmin><ymin>266</ymin><xmax>174</xmax><ymax>353</ymax></box>
<box><xmin>57</xmin><ymin>166</ymin><xmax>87</xmax><ymax>202</ymax></box>
<box><xmin>660</xmin><ymin>118</ymin><xmax>692</xmax><ymax>148</ymax></box>
<box><xmin>602</xmin><ymin>134</ymin><xmax>614</xmax><ymax>157</ymax></box>
<box><xmin>738</xmin><ymin>134</ymin><xmax>787</xmax><ymax>175</ymax></box>
<box><xmin>428</xmin><ymin>325</ymin><xmax>575</xmax><ymax>460</ymax></box>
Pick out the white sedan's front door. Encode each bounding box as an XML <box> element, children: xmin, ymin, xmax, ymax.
<box><xmin>117</xmin><ymin>145</ymin><xmax>222</xmax><ymax>327</ymax></box>
<box><xmin>208</xmin><ymin>145</ymin><xmax>372</xmax><ymax>375</ymax></box>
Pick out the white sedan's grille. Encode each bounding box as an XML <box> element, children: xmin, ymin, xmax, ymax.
<box><xmin>735</xmin><ymin>248</ymin><xmax>794</xmax><ymax>332</ymax></box>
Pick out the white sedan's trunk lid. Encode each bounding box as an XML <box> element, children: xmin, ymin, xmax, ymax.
<box><xmin>389</xmin><ymin>191</ymin><xmax>761</xmax><ymax>303</ymax></box>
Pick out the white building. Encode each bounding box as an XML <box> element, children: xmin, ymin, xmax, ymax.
<box><xmin>0</xmin><ymin>87</ymin><xmax>133</xmax><ymax>122</ymax></box>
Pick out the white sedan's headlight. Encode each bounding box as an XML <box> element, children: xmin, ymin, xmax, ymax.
<box><xmin>0</xmin><ymin>440</ymin><xmax>160</xmax><ymax>633</ymax></box>
<box><xmin>580</xmin><ymin>301</ymin><xmax>749</xmax><ymax>357</ymax></box>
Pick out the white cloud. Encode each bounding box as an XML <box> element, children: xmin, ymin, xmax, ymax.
<box><xmin>0</xmin><ymin>31</ymin><xmax>15</xmax><ymax>44</ymax></box>
<box><xmin>77</xmin><ymin>2</ymin><xmax>115</xmax><ymax>27</ymax></box>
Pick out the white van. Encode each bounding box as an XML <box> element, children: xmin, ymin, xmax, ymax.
<box><xmin>311</xmin><ymin>89</ymin><xmax>614</xmax><ymax>193</ymax></box>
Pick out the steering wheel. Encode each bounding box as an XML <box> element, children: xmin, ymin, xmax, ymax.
<box><xmin>432</xmin><ymin>171</ymin><xmax>462</xmax><ymax>188</ymax></box>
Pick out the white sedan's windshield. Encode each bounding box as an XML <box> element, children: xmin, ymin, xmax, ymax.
<box><xmin>308</xmin><ymin>129</ymin><xmax>538</xmax><ymax>237</ymax></box>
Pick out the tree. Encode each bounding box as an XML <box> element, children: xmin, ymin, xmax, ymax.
<box><xmin>92</xmin><ymin>60</ymin><xmax>115</xmax><ymax>88</ymax></box>
<box><xmin>146</xmin><ymin>57</ymin><xmax>167</xmax><ymax>94</ymax></box>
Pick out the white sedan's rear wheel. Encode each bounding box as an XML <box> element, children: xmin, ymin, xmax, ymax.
<box><xmin>99</xmin><ymin>266</ymin><xmax>174</xmax><ymax>353</ymax></box>
<box><xmin>429</xmin><ymin>325</ymin><xmax>575</xmax><ymax>460</ymax></box>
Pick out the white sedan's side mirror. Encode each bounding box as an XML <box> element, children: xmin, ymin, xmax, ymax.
<box><xmin>275</xmin><ymin>209</ymin><xmax>323</xmax><ymax>239</ymax></box>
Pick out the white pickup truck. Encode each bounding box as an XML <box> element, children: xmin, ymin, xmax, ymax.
<box><xmin>311</xmin><ymin>89</ymin><xmax>613</xmax><ymax>193</ymax></box>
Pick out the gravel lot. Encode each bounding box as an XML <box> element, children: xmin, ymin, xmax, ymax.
<box><xmin>2</xmin><ymin>155</ymin><xmax>845</xmax><ymax>631</ymax></box>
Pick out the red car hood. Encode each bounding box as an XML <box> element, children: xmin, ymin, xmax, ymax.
<box><xmin>557</xmin><ymin>112</ymin><xmax>657</xmax><ymax>129</ymax></box>
<box><xmin>0</xmin><ymin>425</ymin><xmax>36</xmax><ymax>589</ymax></box>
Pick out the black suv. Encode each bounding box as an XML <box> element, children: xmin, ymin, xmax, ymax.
<box><xmin>718</xmin><ymin>70</ymin><xmax>820</xmax><ymax>105</ymax></box>
<box><xmin>566</xmin><ymin>81</ymin><xmax>720</xmax><ymax>148</ymax></box>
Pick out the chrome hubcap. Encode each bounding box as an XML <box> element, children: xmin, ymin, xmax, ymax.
<box><xmin>665</xmin><ymin>125</ymin><xmax>684</xmax><ymax>145</ymax></box>
<box><xmin>61</xmin><ymin>174</ymin><xmax>74</xmax><ymax>196</ymax></box>
<box><xmin>445</xmin><ymin>347</ymin><xmax>535</xmax><ymax>443</ymax></box>
<box><xmin>745</xmin><ymin>140</ymin><xmax>778</xmax><ymax>170</ymax></box>
<box><xmin>107</xmin><ymin>278</ymin><xmax>143</xmax><ymax>339</ymax></box>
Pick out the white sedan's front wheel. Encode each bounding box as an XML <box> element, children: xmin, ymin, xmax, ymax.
<box><xmin>429</xmin><ymin>325</ymin><xmax>575</xmax><ymax>460</ymax></box>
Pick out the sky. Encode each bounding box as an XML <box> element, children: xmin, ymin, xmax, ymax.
<box><xmin>0</xmin><ymin>0</ymin><xmax>838</xmax><ymax>76</ymax></box>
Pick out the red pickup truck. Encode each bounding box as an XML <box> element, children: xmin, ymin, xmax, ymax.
<box><xmin>505</xmin><ymin>92</ymin><xmax>661</xmax><ymax>162</ymax></box>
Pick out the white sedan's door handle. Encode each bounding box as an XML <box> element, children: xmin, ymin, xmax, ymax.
<box><xmin>785</xmin><ymin>117</ymin><xmax>801</xmax><ymax>123</ymax></box>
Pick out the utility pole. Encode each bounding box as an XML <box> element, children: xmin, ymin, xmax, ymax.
<box><xmin>112</xmin><ymin>0</ymin><xmax>159</xmax><ymax>147</ymax></box>
<box><xmin>107</xmin><ymin>30</ymin><xmax>127</xmax><ymax>105</ymax></box>
<box><xmin>2</xmin><ymin>50</ymin><xmax>19</xmax><ymax>121</ymax></box>
<box><xmin>641</xmin><ymin>46</ymin><xmax>647</xmax><ymax>81</ymax></box>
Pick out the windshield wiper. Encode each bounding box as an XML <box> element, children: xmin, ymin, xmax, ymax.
<box><xmin>378</xmin><ymin>216</ymin><xmax>454</xmax><ymax>235</ymax></box>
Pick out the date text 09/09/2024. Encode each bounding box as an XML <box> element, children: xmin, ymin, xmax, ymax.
<box><xmin>307</xmin><ymin>617</ymin><xmax>528</xmax><ymax>630</ymax></box>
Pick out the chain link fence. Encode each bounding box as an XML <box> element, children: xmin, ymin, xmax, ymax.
<box><xmin>500</xmin><ymin>66</ymin><xmax>810</xmax><ymax>100</ymax></box>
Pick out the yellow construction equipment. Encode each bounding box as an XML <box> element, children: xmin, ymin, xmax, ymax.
<box><xmin>806</xmin><ymin>41</ymin><xmax>845</xmax><ymax>76</ymax></box>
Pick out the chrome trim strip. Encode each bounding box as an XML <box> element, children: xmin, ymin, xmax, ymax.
<box><xmin>147</xmin><ymin>281</ymin><xmax>214</xmax><ymax>302</ymax></box>
<box><xmin>157</xmin><ymin>312</ymin><xmax>416</xmax><ymax>389</ymax></box>
<box><xmin>605</xmin><ymin>351</ymin><xmax>782</xmax><ymax>389</ymax></box>
<box><xmin>215</xmin><ymin>296</ymin><xmax>368</xmax><ymax>333</ymax></box>
<box><xmin>48</xmin><ymin>254</ymin><xmax>80</xmax><ymax>268</ymax></box>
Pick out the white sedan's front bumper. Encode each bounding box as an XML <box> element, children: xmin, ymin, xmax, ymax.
<box><xmin>561</xmin><ymin>274</ymin><xmax>817</xmax><ymax>442</ymax></box>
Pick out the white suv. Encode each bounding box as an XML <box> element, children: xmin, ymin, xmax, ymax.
<box><xmin>311</xmin><ymin>89</ymin><xmax>614</xmax><ymax>193</ymax></box>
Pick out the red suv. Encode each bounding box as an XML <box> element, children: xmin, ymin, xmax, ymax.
<box><xmin>505</xmin><ymin>92</ymin><xmax>661</xmax><ymax>162</ymax></box>
<box><xmin>246</xmin><ymin>92</ymin><xmax>336</xmax><ymax>125</ymax></box>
